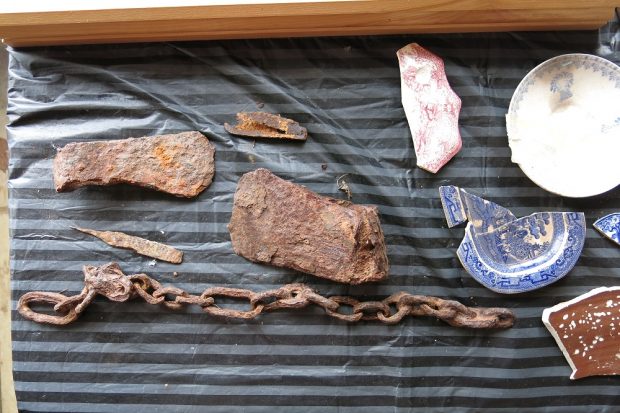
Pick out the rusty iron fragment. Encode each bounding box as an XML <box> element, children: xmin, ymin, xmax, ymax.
<box><xmin>224</xmin><ymin>112</ymin><xmax>307</xmax><ymax>140</ymax></box>
<box><xmin>17</xmin><ymin>262</ymin><xmax>516</xmax><ymax>328</ymax></box>
<box><xmin>337</xmin><ymin>174</ymin><xmax>352</xmax><ymax>200</ymax></box>
<box><xmin>228</xmin><ymin>168</ymin><xmax>389</xmax><ymax>284</ymax></box>
<box><xmin>74</xmin><ymin>227</ymin><xmax>183</xmax><ymax>264</ymax></box>
<box><xmin>53</xmin><ymin>131</ymin><xmax>215</xmax><ymax>198</ymax></box>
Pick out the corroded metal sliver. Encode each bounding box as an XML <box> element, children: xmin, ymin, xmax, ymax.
<box><xmin>224</xmin><ymin>112</ymin><xmax>307</xmax><ymax>140</ymax></box>
<box><xmin>53</xmin><ymin>131</ymin><xmax>215</xmax><ymax>198</ymax></box>
<box><xmin>228</xmin><ymin>168</ymin><xmax>389</xmax><ymax>284</ymax></box>
<box><xmin>74</xmin><ymin>227</ymin><xmax>183</xmax><ymax>264</ymax></box>
<box><xmin>17</xmin><ymin>262</ymin><xmax>516</xmax><ymax>328</ymax></box>
<box><xmin>542</xmin><ymin>286</ymin><xmax>620</xmax><ymax>380</ymax></box>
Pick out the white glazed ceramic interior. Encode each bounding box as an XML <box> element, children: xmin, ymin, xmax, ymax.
<box><xmin>506</xmin><ymin>54</ymin><xmax>620</xmax><ymax>198</ymax></box>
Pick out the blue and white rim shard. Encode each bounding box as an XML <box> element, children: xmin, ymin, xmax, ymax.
<box><xmin>439</xmin><ymin>185</ymin><xmax>516</xmax><ymax>231</ymax></box>
<box><xmin>439</xmin><ymin>186</ymin><xmax>586</xmax><ymax>294</ymax></box>
<box><xmin>593</xmin><ymin>213</ymin><xmax>620</xmax><ymax>246</ymax></box>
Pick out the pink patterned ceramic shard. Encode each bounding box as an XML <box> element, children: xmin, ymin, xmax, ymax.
<box><xmin>397</xmin><ymin>43</ymin><xmax>462</xmax><ymax>173</ymax></box>
<box><xmin>542</xmin><ymin>287</ymin><xmax>620</xmax><ymax>380</ymax></box>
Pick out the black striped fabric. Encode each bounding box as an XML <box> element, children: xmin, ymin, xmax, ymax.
<box><xmin>9</xmin><ymin>21</ymin><xmax>620</xmax><ymax>412</ymax></box>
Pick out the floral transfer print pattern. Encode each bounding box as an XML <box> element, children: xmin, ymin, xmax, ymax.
<box><xmin>550</xmin><ymin>71</ymin><xmax>574</xmax><ymax>101</ymax></box>
<box><xmin>397</xmin><ymin>43</ymin><xmax>462</xmax><ymax>173</ymax></box>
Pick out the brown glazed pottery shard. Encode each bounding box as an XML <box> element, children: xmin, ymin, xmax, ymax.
<box><xmin>228</xmin><ymin>168</ymin><xmax>389</xmax><ymax>284</ymax></box>
<box><xmin>74</xmin><ymin>227</ymin><xmax>183</xmax><ymax>264</ymax></box>
<box><xmin>542</xmin><ymin>286</ymin><xmax>620</xmax><ymax>379</ymax></box>
<box><xmin>53</xmin><ymin>131</ymin><xmax>215</xmax><ymax>198</ymax></box>
<box><xmin>224</xmin><ymin>112</ymin><xmax>307</xmax><ymax>140</ymax></box>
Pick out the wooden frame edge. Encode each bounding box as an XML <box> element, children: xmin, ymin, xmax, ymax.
<box><xmin>0</xmin><ymin>2</ymin><xmax>616</xmax><ymax>50</ymax></box>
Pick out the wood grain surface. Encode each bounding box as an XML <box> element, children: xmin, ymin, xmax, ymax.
<box><xmin>0</xmin><ymin>44</ymin><xmax>17</xmax><ymax>413</ymax></box>
<box><xmin>0</xmin><ymin>0</ymin><xmax>616</xmax><ymax>46</ymax></box>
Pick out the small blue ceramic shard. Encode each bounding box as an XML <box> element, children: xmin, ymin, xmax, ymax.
<box><xmin>438</xmin><ymin>186</ymin><xmax>467</xmax><ymax>227</ymax></box>
<box><xmin>439</xmin><ymin>185</ymin><xmax>515</xmax><ymax>231</ymax></box>
<box><xmin>593</xmin><ymin>213</ymin><xmax>620</xmax><ymax>246</ymax></box>
<box><xmin>439</xmin><ymin>186</ymin><xmax>586</xmax><ymax>294</ymax></box>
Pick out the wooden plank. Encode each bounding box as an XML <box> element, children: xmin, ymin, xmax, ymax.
<box><xmin>1</xmin><ymin>18</ymin><xmax>612</xmax><ymax>47</ymax></box>
<box><xmin>0</xmin><ymin>45</ymin><xmax>16</xmax><ymax>413</ymax></box>
<box><xmin>0</xmin><ymin>0</ymin><xmax>616</xmax><ymax>22</ymax></box>
<box><xmin>0</xmin><ymin>1</ymin><xmax>616</xmax><ymax>47</ymax></box>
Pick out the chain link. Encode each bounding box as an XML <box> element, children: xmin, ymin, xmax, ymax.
<box><xmin>17</xmin><ymin>263</ymin><xmax>515</xmax><ymax>328</ymax></box>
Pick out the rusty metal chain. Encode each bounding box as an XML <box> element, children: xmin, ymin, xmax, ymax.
<box><xmin>17</xmin><ymin>262</ymin><xmax>515</xmax><ymax>328</ymax></box>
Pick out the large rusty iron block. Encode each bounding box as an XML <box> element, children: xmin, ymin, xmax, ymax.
<box><xmin>228</xmin><ymin>168</ymin><xmax>389</xmax><ymax>284</ymax></box>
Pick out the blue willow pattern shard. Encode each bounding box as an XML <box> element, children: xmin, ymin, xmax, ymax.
<box><xmin>593</xmin><ymin>213</ymin><xmax>620</xmax><ymax>246</ymax></box>
<box><xmin>439</xmin><ymin>185</ymin><xmax>515</xmax><ymax>231</ymax></box>
<box><xmin>439</xmin><ymin>186</ymin><xmax>586</xmax><ymax>294</ymax></box>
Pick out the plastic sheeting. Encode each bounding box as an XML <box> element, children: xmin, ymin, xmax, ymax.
<box><xmin>8</xmin><ymin>21</ymin><xmax>620</xmax><ymax>412</ymax></box>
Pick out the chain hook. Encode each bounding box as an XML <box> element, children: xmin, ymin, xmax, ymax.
<box><xmin>83</xmin><ymin>262</ymin><xmax>133</xmax><ymax>302</ymax></box>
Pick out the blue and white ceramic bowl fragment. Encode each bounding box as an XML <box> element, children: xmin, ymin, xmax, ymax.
<box><xmin>439</xmin><ymin>186</ymin><xmax>586</xmax><ymax>294</ymax></box>
<box><xmin>593</xmin><ymin>213</ymin><xmax>620</xmax><ymax>246</ymax></box>
<box><xmin>506</xmin><ymin>54</ymin><xmax>620</xmax><ymax>198</ymax></box>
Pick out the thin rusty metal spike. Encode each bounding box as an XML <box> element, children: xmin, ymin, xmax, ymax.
<box><xmin>224</xmin><ymin>112</ymin><xmax>307</xmax><ymax>140</ymax></box>
<box><xmin>17</xmin><ymin>263</ymin><xmax>516</xmax><ymax>328</ymax></box>
<box><xmin>74</xmin><ymin>228</ymin><xmax>183</xmax><ymax>264</ymax></box>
